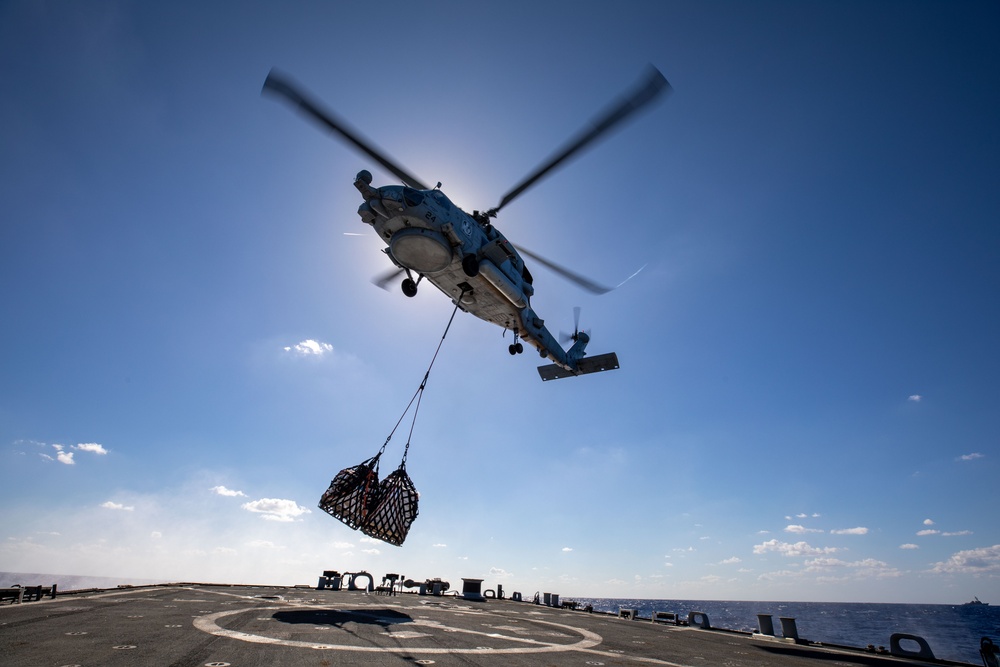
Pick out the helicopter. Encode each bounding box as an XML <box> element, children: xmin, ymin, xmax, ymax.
<box><xmin>262</xmin><ymin>67</ymin><xmax>670</xmax><ymax>380</ymax></box>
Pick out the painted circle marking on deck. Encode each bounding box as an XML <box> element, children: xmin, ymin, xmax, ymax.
<box><xmin>192</xmin><ymin>605</ymin><xmax>603</xmax><ymax>655</ymax></box>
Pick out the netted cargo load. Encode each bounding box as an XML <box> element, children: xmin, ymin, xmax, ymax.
<box><xmin>317</xmin><ymin>299</ymin><xmax>463</xmax><ymax>547</ymax></box>
<box><xmin>360</xmin><ymin>465</ymin><xmax>419</xmax><ymax>546</ymax></box>
<box><xmin>318</xmin><ymin>454</ymin><xmax>381</xmax><ymax>531</ymax></box>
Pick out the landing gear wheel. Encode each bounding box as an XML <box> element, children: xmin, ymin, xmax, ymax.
<box><xmin>515</xmin><ymin>342</ymin><xmax>523</xmax><ymax>354</ymax></box>
<box><xmin>462</xmin><ymin>254</ymin><xmax>480</xmax><ymax>277</ymax></box>
<box><xmin>508</xmin><ymin>344</ymin><xmax>517</xmax><ymax>356</ymax></box>
<box><xmin>401</xmin><ymin>278</ymin><xmax>417</xmax><ymax>298</ymax></box>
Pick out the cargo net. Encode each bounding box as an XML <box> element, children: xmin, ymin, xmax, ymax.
<box><xmin>319</xmin><ymin>458</ymin><xmax>419</xmax><ymax>545</ymax></box>
<box><xmin>318</xmin><ymin>297</ymin><xmax>461</xmax><ymax>547</ymax></box>
<box><xmin>318</xmin><ymin>455</ymin><xmax>382</xmax><ymax>531</ymax></box>
<box><xmin>358</xmin><ymin>465</ymin><xmax>419</xmax><ymax>546</ymax></box>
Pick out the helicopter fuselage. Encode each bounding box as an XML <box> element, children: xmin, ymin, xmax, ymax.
<box><xmin>353</xmin><ymin>170</ymin><xmax>587</xmax><ymax>373</ymax></box>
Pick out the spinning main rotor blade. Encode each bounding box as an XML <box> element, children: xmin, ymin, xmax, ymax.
<box><xmin>262</xmin><ymin>69</ymin><xmax>429</xmax><ymax>191</ymax></box>
<box><xmin>514</xmin><ymin>246</ymin><xmax>613</xmax><ymax>295</ymax></box>
<box><xmin>490</xmin><ymin>66</ymin><xmax>671</xmax><ymax>216</ymax></box>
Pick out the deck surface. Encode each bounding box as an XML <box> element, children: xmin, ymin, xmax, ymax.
<box><xmin>0</xmin><ymin>584</ymin><xmax>962</xmax><ymax>666</ymax></box>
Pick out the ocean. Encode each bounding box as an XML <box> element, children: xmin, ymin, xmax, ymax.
<box><xmin>568</xmin><ymin>597</ymin><xmax>999</xmax><ymax>664</ymax></box>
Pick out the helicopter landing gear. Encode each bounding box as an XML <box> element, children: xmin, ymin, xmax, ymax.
<box><xmin>462</xmin><ymin>254</ymin><xmax>480</xmax><ymax>277</ymax></box>
<box><xmin>401</xmin><ymin>270</ymin><xmax>423</xmax><ymax>298</ymax></box>
<box><xmin>507</xmin><ymin>331</ymin><xmax>524</xmax><ymax>355</ymax></box>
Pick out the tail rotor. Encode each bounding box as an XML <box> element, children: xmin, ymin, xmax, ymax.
<box><xmin>560</xmin><ymin>306</ymin><xmax>591</xmax><ymax>345</ymax></box>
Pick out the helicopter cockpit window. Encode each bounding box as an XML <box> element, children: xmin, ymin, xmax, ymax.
<box><xmin>403</xmin><ymin>188</ymin><xmax>424</xmax><ymax>208</ymax></box>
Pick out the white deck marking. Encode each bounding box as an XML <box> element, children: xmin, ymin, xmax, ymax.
<box><xmin>192</xmin><ymin>605</ymin><xmax>695</xmax><ymax>665</ymax></box>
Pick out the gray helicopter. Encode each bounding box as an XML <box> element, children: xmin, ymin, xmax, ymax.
<box><xmin>262</xmin><ymin>67</ymin><xmax>670</xmax><ymax>380</ymax></box>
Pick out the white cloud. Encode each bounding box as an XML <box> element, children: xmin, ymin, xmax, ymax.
<box><xmin>51</xmin><ymin>444</ymin><xmax>75</xmax><ymax>465</ymax></box>
<box><xmin>830</xmin><ymin>527</ymin><xmax>869</xmax><ymax>535</ymax></box>
<box><xmin>101</xmin><ymin>501</ymin><xmax>134</xmax><ymax>511</ymax></box>
<box><xmin>489</xmin><ymin>567</ymin><xmax>512</xmax><ymax>578</ymax></box>
<box><xmin>562</xmin><ymin>547</ymin><xmax>573</xmax><ymax>552</ymax></box>
<box><xmin>931</xmin><ymin>545</ymin><xmax>1000</xmax><ymax>574</ymax></box>
<box><xmin>333</xmin><ymin>541</ymin><xmax>355</xmax><ymax>549</ymax></box>
<box><xmin>720</xmin><ymin>556</ymin><xmax>742</xmax><ymax>565</ymax></box>
<box><xmin>432</xmin><ymin>543</ymin><xmax>447</xmax><ymax>548</ymax></box>
<box><xmin>923</xmin><ymin>519</ymin><xmax>935</xmax><ymax>526</ymax></box>
<box><xmin>361</xmin><ymin>548</ymin><xmax>381</xmax><ymax>555</ymax></box>
<box><xmin>151</xmin><ymin>531</ymin><xmax>162</xmax><ymax>539</ymax></box>
<box><xmin>785</xmin><ymin>524</ymin><xmax>823</xmax><ymax>534</ymax></box>
<box><xmin>908</xmin><ymin>394</ymin><xmax>922</xmax><ymax>402</ymax></box>
<box><xmin>753</xmin><ymin>539</ymin><xmax>838</xmax><ymax>557</ymax></box>
<box><xmin>942</xmin><ymin>530</ymin><xmax>973</xmax><ymax>537</ymax></box>
<box><xmin>211</xmin><ymin>485</ymin><xmax>246</xmax><ymax>497</ymax></box>
<box><xmin>917</xmin><ymin>529</ymin><xmax>940</xmax><ymax>536</ymax></box>
<box><xmin>213</xmin><ymin>547</ymin><xmax>238</xmax><ymax>556</ymax></box>
<box><xmin>73</xmin><ymin>443</ymin><xmax>108</xmax><ymax>455</ymax></box>
<box><xmin>900</xmin><ymin>543</ymin><xmax>919</xmax><ymax>550</ymax></box>
<box><xmin>241</xmin><ymin>498</ymin><xmax>311</xmax><ymax>522</ymax></box>
<box><xmin>958</xmin><ymin>452</ymin><xmax>984</xmax><ymax>461</ymax></box>
<box><xmin>283</xmin><ymin>339</ymin><xmax>334</xmax><ymax>356</ymax></box>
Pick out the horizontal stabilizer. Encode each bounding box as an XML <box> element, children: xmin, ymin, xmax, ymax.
<box><xmin>537</xmin><ymin>352</ymin><xmax>620</xmax><ymax>381</ymax></box>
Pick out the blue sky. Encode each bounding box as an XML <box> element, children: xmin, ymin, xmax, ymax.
<box><xmin>2</xmin><ymin>1</ymin><xmax>998</xmax><ymax>603</ymax></box>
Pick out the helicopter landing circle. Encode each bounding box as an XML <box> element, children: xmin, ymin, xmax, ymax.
<box><xmin>192</xmin><ymin>604</ymin><xmax>606</xmax><ymax>655</ymax></box>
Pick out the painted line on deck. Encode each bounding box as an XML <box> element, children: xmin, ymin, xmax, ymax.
<box><xmin>193</xmin><ymin>605</ymin><xmax>682</xmax><ymax>660</ymax></box>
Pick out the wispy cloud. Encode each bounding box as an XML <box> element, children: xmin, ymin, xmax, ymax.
<box><xmin>562</xmin><ymin>547</ymin><xmax>574</xmax><ymax>552</ymax></box>
<box><xmin>958</xmin><ymin>452</ymin><xmax>984</xmax><ymax>461</ymax></box>
<box><xmin>785</xmin><ymin>524</ymin><xmax>823</xmax><ymax>534</ymax></box>
<box><xmin>917</xmin><ymin>529</ymin><xmax>940</xmax><ymax>536</ymax></box>
<box><xmin>720</xmin><ymin>556</ymin><xmax>742</xmax><ymax>565</ymax></box>
<box><xmin>432</xmin><ymin>543</ymin><xmax>447</xmax><ymax>548</ymax></box>
<box><xmin>246</xmin><ymin>540</ymin><xmax>284</xmax><ymax>549</ymax></box>
<box><xmin>101</xmin><ymin>501</ymin><xmax>134</xmax><ymax>511</ymax></box>
<box><xmin>241</xmin><ymin>498</ymin><xmax>311</xmax><ymax>522</ymax></box>
<box><xmin>931</xmin><ymin>545</ymin><xmax>1000</xmax><ymax>574</ymax></box>
<box><xmin>211</xmin><ymin>485</ymin><xmax>246</xmax><ymax>497</ymax></box>
<box><xmin>489</xmin><ymin>567</ymin><xmax>512</xmax><ymax>577</ymax></box>
<box><xmin>900</xmin><ymin>544</ymin><xmax>919</xmax><ymax>550</ymax></box>
<box><xmin>830</xmin><ymin>527</ymin><xmax>869</xmax><ymax>535</ymax></box>
<box><xmin>753</xmin><ymin>539</ymin><xmax>838</xmax><ymax>557</ymax></box>
<box><xmin>283</xmin><ymin>339</ymin><xmax>334</xmax><ymax>357</ymax></box>
<box><xmin>804</xmin><ymin>557</ymin><xmax>900</xmax><ymax>578</ymax></box>
<box><xmin>908</xmin><ymin>394</ymin><xmax>922</xmax><ymax>402</ymax></box>
<box><xmin>74</xmin><ymin>443</ymin><xmax>108</xmax><ymax>455</ymax></box>
<box><xmin>943</xmin><ymin>530</ymin><xmax>973</xmax><ymax>537</ymax></box>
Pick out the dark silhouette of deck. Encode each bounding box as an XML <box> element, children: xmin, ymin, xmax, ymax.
<box><xmin>0</xmin><ymin>583</ymin><xmax>976</xmax><ymax>667</ymax></box>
